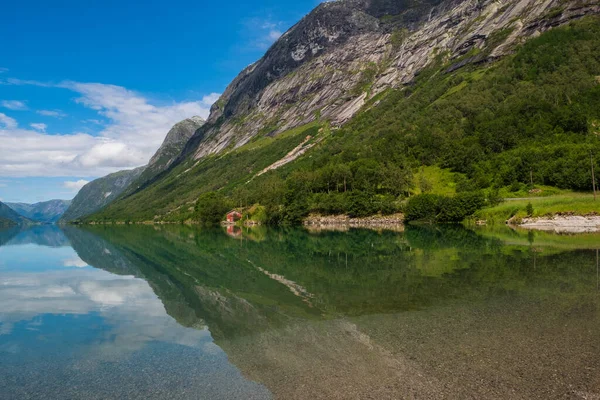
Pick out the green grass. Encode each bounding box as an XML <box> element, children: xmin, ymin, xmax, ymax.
<box><xmin>474</xmin><ymin>193</ymin><xmax>599</xmax><ymax>223</ymax></box>
<box><xmin>497</xmin><ymin>184</ymin><xmax>570</xmax><ymax>198</ymax></box>
<box><xmin>235</xmin><ymin>121</ymin><xmax>320</xmax><ymax>153</ymax></box>
<box><xmin>413</xmin><ymin>166</ymin><xmax>461</xmax><ymax>196</ymax></box>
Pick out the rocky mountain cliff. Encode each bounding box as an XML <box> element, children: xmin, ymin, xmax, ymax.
<box><xmin>128</xmin><ymin>116</ymin><xmax>205</xmax><ymax>193</ymax></box>
<box><xmin>61</xmin><ymin>167</ymin><xmax>146</xmax><ymax>222</ymax></box>
<box><xmin>182</xmin><ymin>0</ymin><xmax>599</xmax><ymax>160</ymax></box>
<box><xmin>7</xmin><ymin>200</ymin><xmax>71</xmax><ymax>224</ymax></box>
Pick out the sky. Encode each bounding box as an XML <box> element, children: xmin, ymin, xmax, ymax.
<box><xmin>0</xmin><ymin>0</ymin><xmax>325</xmax><ymax>203</ymax></box>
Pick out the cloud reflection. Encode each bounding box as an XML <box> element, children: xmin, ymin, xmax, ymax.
<box><xmin>0</xmin><ymin>268</ymin><xmax>209</xmax><ymax>359</ymax></box>
<box><xmin>62</xmin><ymin>256</ymin><xmax>88</xmax><ymax>268</ymax></box>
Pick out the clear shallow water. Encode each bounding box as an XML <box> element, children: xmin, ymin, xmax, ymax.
<box><xmin>0</xmin><ymin>225</ymin><xmax>598</xmax><ymax>399</ymax></box>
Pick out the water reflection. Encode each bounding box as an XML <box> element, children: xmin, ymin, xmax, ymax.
<box><xmin>0</xmin><ymin>224</ymin><xmax>599</xmax><ymax>399</ymax></box>
<box><xmin>0</xmin><ymin>225</ymin><xmax>271</xmax><ymax>399</ymax></box>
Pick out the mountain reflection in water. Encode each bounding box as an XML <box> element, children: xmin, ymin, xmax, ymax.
<box><xmin>0</xmin><ymin>224</ymin><xmax>598</xmax><ymax>399</ymax></box>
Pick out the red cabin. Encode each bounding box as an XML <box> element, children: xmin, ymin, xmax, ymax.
<box><xmin>226</xmin><ymin>210</ymin><xmax>242</xmax><ymax>223</ymax></box>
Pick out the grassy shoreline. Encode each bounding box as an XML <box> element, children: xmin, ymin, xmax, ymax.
<box><xmin>474</xmin><ymin>193</ymin><xmax>599</xmax><ymax>224</ymax></box>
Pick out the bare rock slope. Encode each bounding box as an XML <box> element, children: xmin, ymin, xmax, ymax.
<box><xmin>133</xmin><ymin>116</ymin><xmax>205</xmax><ymax>189</ymax></box>
<box><xmin>183</xmin><ymin>0</ymin><xmax>600</xmax><ymax>160</ymax></box>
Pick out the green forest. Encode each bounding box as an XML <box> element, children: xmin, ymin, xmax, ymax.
<box><xmin>88</xmin><ymin>16</ymin><xmax>600</xmax><ymax>225</ymax></box>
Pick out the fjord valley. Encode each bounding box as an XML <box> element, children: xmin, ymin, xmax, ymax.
<box><xmin>5</xmin><ymin>200</ymin><xmax>71</xmax><ymax>224</ymax></box>
<box><xmin>78</xmin><ymin>0</ymin><xmax>600</xmax><ymax>227</ymax></box>
<box><xmin>2</xmin><ymin>0</ymin><xmax>600</xmax><ymax>399</ymax></box>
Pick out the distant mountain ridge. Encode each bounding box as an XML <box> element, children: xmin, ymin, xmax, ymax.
<box><xmin>0</xmin><ymin>201</ymin><xmax>33</xmax><ymax>226</ymax></box>
<box><xmin>7</xmin><ymin>200</ymin><xmax>71</xmax><ymax>223</ymax></box>
<box><xmin>60</xmin><ymin>166</ymin><xmax>146</xmax><ymax>222</ymax></box>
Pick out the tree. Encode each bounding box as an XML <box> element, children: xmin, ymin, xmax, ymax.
<box><xmin>195</xmin><ymin>192</ymin><xmax>230</xmax><ymax>226</ymax></box>
<box><xmin>526</xmin><ymin>202</ymin><xmax>534</xmax><ymax>217</ymax></box>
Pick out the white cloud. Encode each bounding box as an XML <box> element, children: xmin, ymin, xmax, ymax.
<box><xmin>82</xmin><ymin>119</ymin><xmax>103</xmax><ymax>125</ymax></box>
<box><xmin>30</xmin><ymin>123</ymin><xmax>47</xmax><ymax>132</ymax></box>
<box><xmin>0</xmin><ymin>79</ymin><xmax>221</xmax><ymax>177</ymax></box>
<box><xmin>245</xmin><ymin>18</ymin><xmax>286</xmax><ymax>50</ymax></box>
<box><xmin>63</xmin><ymin>180</ymin><xmax>90</xmax><ymax>191</ymax></box>
<box><xmin>1</xmin><ymin>100</ymin><xmax>28</xmax><ymax>111</ymax></box>
<box><xmin>1</xmin><ymin>78</ymin><xmax>52</xmax><ymax>87</ymax></box>
<box><xmin>37</xmin><ymin>109</ymin><xmax>67</xmax><ymax>118</ymax></box>
<box><xmin>0</xmin><ymin>113</ymin><xmax>17</xmax><ymax>129</ymax></box>
<box><xmin>0</xmin><ymin>68</ymin><xmax>8</xmax><ymax>74</ymax></box>
<box><xmin>201</xmin><ymin>93</ymin><xmax>221</xmax><ymax>106</ymax></box>
<box><xmin>268</xmin><ymin>30</ymin><xmax>283</xmax><ymax>41</ymax></box>
<box><xmin>63</xmin><ymin>257</ymin><xmax>88</xmax><ymax>268</ymax></box>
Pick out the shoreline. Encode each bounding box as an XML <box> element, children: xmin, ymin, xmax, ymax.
<box><xmin>303</xmin><ymin>214</ymin><xmax>405</xmax><ymax>232</ymax></box>
<box><xmin>515</xmin><ymin>215</ymin><xmax>600</xmax><ymax>233</ymax></box>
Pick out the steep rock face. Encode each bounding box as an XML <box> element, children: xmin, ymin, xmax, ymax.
<box><xmin>119</xmin><ymin>116</ymin><xmax>206</xmax><ymax>197</ymax></box>
<box><xmin>183</xmin><ymin>0</ymin><xmax>599</xmax><ymax>160</ymax></box>
<box><xmin>138</xmin><ymin>116</ymin><xmax>205</xmax><ymax>186</ymax></box>
<box><xmin>7</xmin><ymin>200</ymin><xmax>72</xmax><ymax>223</ymax></box>
<box><xmin>61</xmin><ymin>167</ymin><xmax>146</xmax><ymax>222</ymax></box>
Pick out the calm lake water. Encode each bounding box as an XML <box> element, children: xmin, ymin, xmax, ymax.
<box><xmin>0</xmin><ymin>224</ymin><xmax>598</xmax><ymax>399</ymax></box>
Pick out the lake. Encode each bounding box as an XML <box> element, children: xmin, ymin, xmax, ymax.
<box><xmin>0</xmin><ymin>224</ymin><xmax>598</xmax><ymax>399</ymax></box>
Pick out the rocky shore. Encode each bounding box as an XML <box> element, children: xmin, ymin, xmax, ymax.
<box><xmin>518</xmin><ymin>215</ymin><xmax>600</xmax><ymax>233</ymax></box>
<box><xmin>303</xmin><ymin>214</ymin><xmax>404</xmax><ymax>232</ymax></box>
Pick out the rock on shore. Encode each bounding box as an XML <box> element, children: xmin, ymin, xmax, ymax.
<box><xmin>303</xmin><ymin>213</ymin><xmax>404</xmax><ymax>232</ymax></box>
<box><xmin>518</xmin><ymin>215</ymin><xmax>600</xmax><ymax>233</ymax></box>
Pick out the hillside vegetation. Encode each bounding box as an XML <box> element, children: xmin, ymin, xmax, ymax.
<box><xmin>0</xmin><ymin>201</ymin><xmax>33</xmax><ymax>226</ymax></box>
<box><xmin>89</xmin><ymin>16</ymin><xmax>600</xmax><ymax>224</ymax></box>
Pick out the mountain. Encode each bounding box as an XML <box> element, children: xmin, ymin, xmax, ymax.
<box><xmin>147</xmin><ymin>116</ymin><xmax>206</xmax><ymax>176</ymax></box>
<box><xmin>61</xmin><ymin>116</ymin><xmax>205</xmax><ymax>222</ymax></box>
<box><xmin>60</xmin><ymin>167</ymin><xmax>146</xmax><ymax>222</ymax></box>
<box><xmin>0</xmin><ymin>201</ymin><xmax>33</xmax><ymax>226</ymax></box>
<box><xmin>7</xmin><ymin>200</ymin><xmax>71</xmax><ymax>223</ymax></box>
<box><xmin>0</xmin><ymin>217</ymin><xmax>16</xmax><ymax>228</ymax></box>
<box><xmin>182</xmin><ymin>0</ymin><xmax>599</xmax><ymax>160</ymax></box>
<box><xmin>123</xmin><ymin>116</ymin><xmax>205</xmax><ymax>195</ymax></box>
<box><xmin>88</xmin><ymin>0</ymin><xmax>600</xmax><ymax>223</ymax></box>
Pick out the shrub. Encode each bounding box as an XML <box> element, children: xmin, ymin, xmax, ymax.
<box><xmin>348</xmin><ymin>191</ymin><xmax>379</xmax><ymax>217</ymax></box>
<box><xmin>438</xmin><ymin>192</ymin><xmax>485</xmax><ymax>223</ymax></box>
<box><xmin>406</xmin><ymin>193</ymin><xmax>485</xmax><ymax>223</ymax></box>
<box><xmin>405</xmin><ymin>194</ymin><xmax>443</xmax><ymax>222</ymax></box>
<box><xmin>526</xmin><ymin>202</ymin><xmax>534</xmax><ymax>217</ymax></box>
<box><xmin>195</xmin><ymin>192</ymin><xmax>231</xmax><ymax>226</ymax></box>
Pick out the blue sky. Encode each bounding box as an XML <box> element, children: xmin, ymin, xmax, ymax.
<box><xmin>0</xmin><ymin>0</ymin><xmax>324</xmax><ymax>203</ymax></box>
